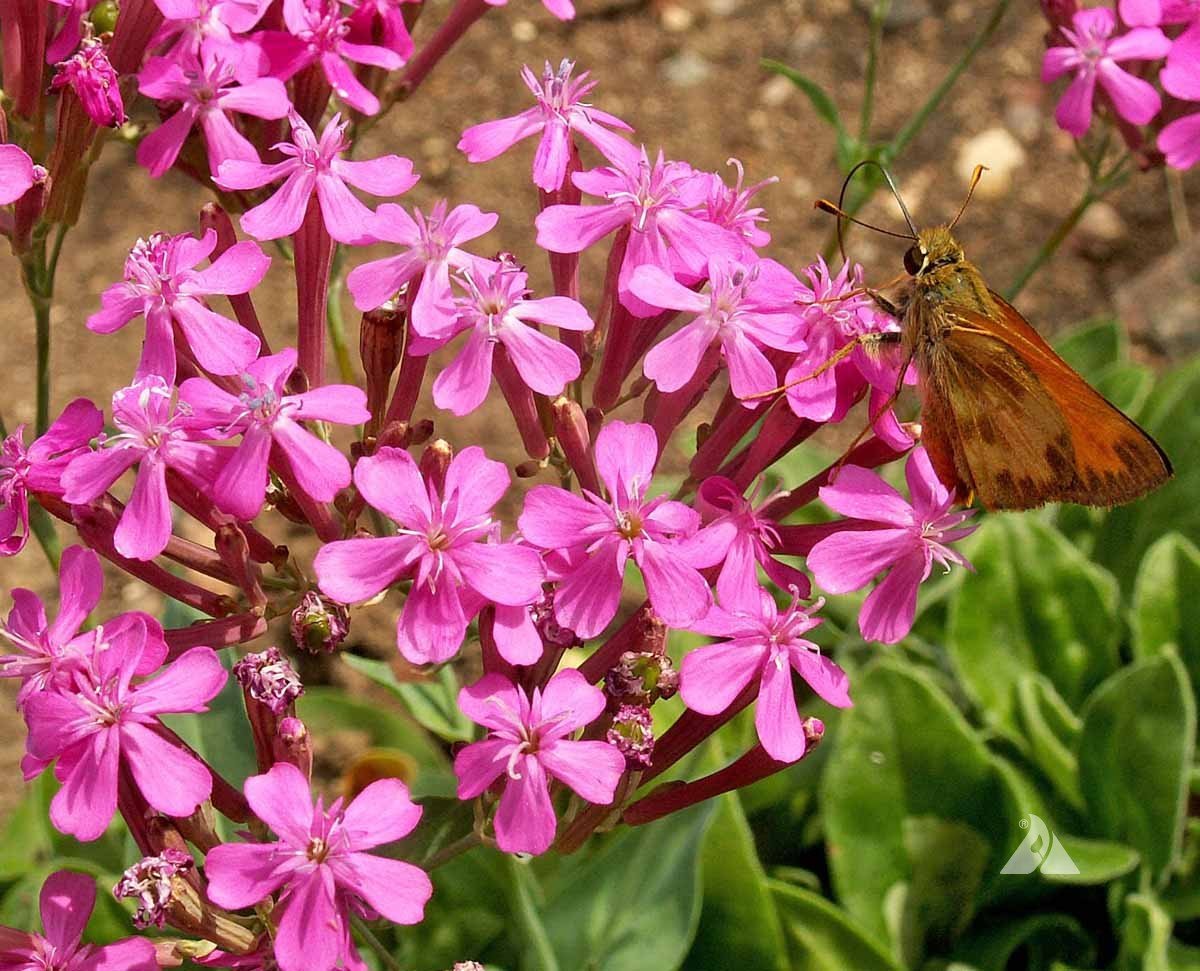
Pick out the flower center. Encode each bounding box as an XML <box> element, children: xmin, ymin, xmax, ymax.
<box><xmin>616</xmin><ymin>510</ymin><xmax>643</xmax><ymax>540</ymax></box>
<box><xmin>306</xmin><ymin>837</ymin><xmax>329</xmax><ymax>863</ymax></box>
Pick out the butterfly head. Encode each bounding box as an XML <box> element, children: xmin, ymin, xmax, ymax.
<box><xmin>903</xmin><ymin>226</ymin><xmax>965</xmax><ymax>278</ymax></box>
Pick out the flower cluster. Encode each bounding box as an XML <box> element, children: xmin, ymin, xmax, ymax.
<box><xmin>1041</xmin><ymin>0</ymin><xmax>1200</xmax><ymax>168</ymax></box>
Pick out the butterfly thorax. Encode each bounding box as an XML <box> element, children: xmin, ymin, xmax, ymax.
<box><xmin>896</xmin><ymin>226</ymin><xmax>995</xmax><ymax>356</ymax></box>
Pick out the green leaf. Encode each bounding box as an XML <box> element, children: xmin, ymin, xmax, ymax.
<box><xmin>952</xmin><ymin>913</ymin><xmax>1093</xmax><ymax>971</ymax></box>
<box><xmin>0</xmin><ymin>774</ymin><xmax>54</xmax><ymax>881</ymax></box>
<box><xmin>761</xmin><ymin>60</ymin><xmax>844</xmax><ymax>134</ymax></box>
<box><xmin>685</xmin><ymin>793</ymin><xmax>788</xmax><ymax>971</ymax></box>
<box><xmin>1053</xmin><ymin>319</ymin><xmax>1122</xmax><ymax>380</ymax></box>
<box><xmin>340</xmin><ymin>654</ymin><xmax>473</xmax><ymax>742</ymax></box>
<box><xmin>1117</xmin><ymin>893</ymin><xmax>1174</xmax><ymax>971</ymax></box>
<box><xmin>946</xmin><ymin>517</ymin><xmax>1121</xmax><ymax>733</ymax></box>
<box><xmin>770</xmin><ymin>880</ymin><xmax>901</xmax><ymax>971</ymax></box>
<box><xmin>1046</xmin><ymin>835</ymin><xmax>1140</xmax><ymax>885</ymax></box>
<box><xmin>533</xmin><ymin>802</ymin><xmax>716</xmax><ymax>971</ymax></box>
<box><xmin>821</xmin><ymin>661</ymin><xmax>1020</xmax><ymax>954</ymax></box>
<box><xmin>1132</xmin><ymin>533</ymin><xmax>1200</xmax><ymax>711</ymax></box>
<box><xmin>1013</xmin><ymin>674</ymin><xmax>1084</xmax><ymax>809</ymax></box>
<box><xmin>1078</xmin><ymin>651</ymin><xmax>1196</xmax><ymax>879</ymax></box>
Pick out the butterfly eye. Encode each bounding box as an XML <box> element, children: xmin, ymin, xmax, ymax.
<box><xmin>903</xmin><ymin>245</ymin><xmax>923</xmax><ymax>276</ymax></box>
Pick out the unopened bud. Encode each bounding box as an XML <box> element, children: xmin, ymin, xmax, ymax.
<box><xmin>605</xmin><ymin>650</ymin><xmax>678</xmax><ymax>705</ymax></box>
<box><xmin>551</xmin><ymin>396</ymin><xmax>598</xmax><ymax>492</ymax></box>
<box><xmin>234</xmin><ymin>647</ymin><xmax>303</xmax><ymax>715</ymax></box>
<box><xmin>360</xmin><ymin>307</ymin><xmax>405</xmax><ymax>432</ymax></box>
<box><xmin>454</xmin><ymin>963</ymin><xmax>486</xmax><ymax>971</ymax></box>
<box><xmin>89</xmin><ymin>0</ymin><xmax>120</xmax><ymax>33</ymax></box>
<box><xmin>290</xmin><ymin>591</ymin><xmax>350</xmax><ymax>654</ymax></box>
<box><xmin>607</xmin><ymin>704</ymin><xmax>654</xmax><ymax>767</ymax></box>
<box><xmin>114</xmin><ymin>849</ymin><xmax>195</xmax><ymax>929</ymax></box>
<box><xmin>802</xmin><ymin>716</ymin><xmax>825</xmax><ymax>746</ymax></box>
<box><xmin>277</xmin><ymin>716</ymin><xmax>313</xmax><ymax>778</ymax></box>
<box><xmin>420</xmin><ymin>439</ymin><xmax>453</xmax><ymax>493</ymax></box>
<box><xmin>529</xmin><ymin>589</ymin><xmax>579</xmax><ymax>649</ymax></box>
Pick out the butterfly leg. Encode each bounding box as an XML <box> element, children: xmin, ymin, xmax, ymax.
<box><xmin>828</xmin><ymin>343</ymin><xmax>915</xmax><ymax>480</ymax></box>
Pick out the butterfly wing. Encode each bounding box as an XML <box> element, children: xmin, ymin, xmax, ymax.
<box><xmin>915</xmin><ymin>293</ymin><xmax>1171</xmax><ymax>510</ymax></box>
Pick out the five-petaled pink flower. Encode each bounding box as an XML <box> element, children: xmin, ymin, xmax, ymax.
<box><xmin>23</xmin><ymin>625</ymin><xmax>225</xmax><ymax>841</ymax></box>
<box><xmin>1042</xmin><ymin>6</ymin><xmax>1171</xmax><ymax>137</ymax></box>
<box><xmin>88</xmin><ymin>229</ymin><xmax>267</xmax><ymax>383</ymax></box>
<box><xmin>535</xmin><ymin>148</ymin><xmax>740</xmax><ymax>315</ymax></box>
<box><xmin>807</xmin><ymin>447</ymin><xmax>977</xmax><ymax>644</ymax></box>
<box><xmin>681</xmin><ymin>590</ymin><xmax>850</xmax><ymax>763</ymax></box>
<box><xmin>519</xmin><ymin>420</ymin><xmax>716</xmax><ymax>638</ymax></box>
<box><xmin>216</xmin><ymin>111</ymin><xmax>417</xmax><ymax>244</ymax></box>
<box><xmin>629</xmin><ymin>256</ymin><xmax>804</xmax><ymax>401</ymax></box>
<box><xmin>314</xmin><ymin>445</ymin><xmax>546</xmax><ymax>664</ymax></box>
<box><xmin>346</xmin><ymin>200</ymin><xmax>498</xmax><ymax>336</ymax></box>
<box><xmin>205</xmin><ymin>761</ymin><xmax>432</xmax><ymax>971</ymax></box>
<box><xmin>0</xmin><ymin>399</ymin><xmax>102</xmax><ymax>557</ymax></box>
<box><xmin>62</xmin><ymin>377</ymin><xmax>227</xmax><ymax>560</ymax></box>
<box><xmin>454</xmin><ymin>669</ymin><xmax>625</xmax><ymax>855</ymax></box>
<box><xmin>459</xmin><ymin>59</ymin><xmax>636</xmax><ymax>192</ymax></box>
<box><xmin>0</xmin><ymin>870</ymin><xmax>158</xmax><ymax>971</ymax></box>
<box><xmin>0</xmin><ymin>144</ymin><xmax>38</xmax><ymax>205</ymax></box>
<box><xmin>136</xmin><ymin>51</ymin><xmax>292</xmax><ymax>178</ymax></box>
<box><xmin>179</xmin><ymin>347</ymin><xmax>370</xmax><ymax>520</ymax></box>
<box><xmin>433</xmin><ymin>261</ymin><xmax>595</xmax><ymax>416</ymax></box>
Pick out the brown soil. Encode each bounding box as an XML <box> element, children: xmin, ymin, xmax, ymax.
<box><xmin>0</xmin><ymin>0</ymin><xmax>1194</xmax><ymax>819</ymax></box>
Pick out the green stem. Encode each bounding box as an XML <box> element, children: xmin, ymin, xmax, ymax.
<box><xmin>34</xmin><ymin>295</ymin><xmax>51</xmax><ymax>436</ymax></box>
<box><xmin>508</xmin><ymin>856</ymin><xmax>560</xmax><ymax>971</ymax></box>
<box><xmin>423</xmin><ymin>830</ymin><xmax>481</xmax><ymax>870</ymax></box>
<box><xmin>858</xmin><ymin>1</ymin><xmax>887</xmax><ymax>142</ymax></box>
<box><xmin>349</xmin><ymin>914</ymin><xmax>405</xmax><ymax>971</ymax></box>
<box><xmin>1004</xmin><ymin>189</ymin><xmax>1095</xmax><ymax>300</ymax></box>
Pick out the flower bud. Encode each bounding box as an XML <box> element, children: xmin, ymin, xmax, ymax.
<box><xmin>607</xmin><ymin>704</ymin><xmax>654</xmax><ymax>767</ymax></box>
<box><xmin>552</xmin><ymin>396</ymin><xmax>599</xmax><ymax>493</ymax></box>
<box><xmin>290</xmin><ymin>591</ymin><xmax>350</xmax><ymax>653</ymax></box>
<box><xmin>420</xmin><ymin>439</ymin><xmax>453</xmax><ymax>494</ymax></box>
<box><xmin>52</xmin><ymin>37</ymin><xmax>126</xmax><ymax>128</ymax></box>
<box><xmin>360</xmin><ymin>306</ymin><xmax>405</xmax><ymax>434</ymax></box>
<box><xmin>277</xmin><ymin>716</ymin><xmax>313</xmax><ymax>778</ymax></box>
<box><xmin>234</xmin><ymin>647</ymin><xmax>304</xmax><ymax>715</ymax></box>
<box><xmin>113</xmin><ymin>849</ymin><xmax>195</xmax><ymax>929</ymax></box>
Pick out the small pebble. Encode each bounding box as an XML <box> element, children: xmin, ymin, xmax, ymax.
<box><xmin>661</xmin><ymin>50</ymin><xmax>712</xmax><ymax>87</ymax></box>
<box><xmin>510</xmin><ymin>19</ymin><xmax>537</xmax><ymax>42</ymax></box>
<box><xmin>956</xmin><ymin>127</ymin><xmax>1026</xmax><ymax>198</ymax></box>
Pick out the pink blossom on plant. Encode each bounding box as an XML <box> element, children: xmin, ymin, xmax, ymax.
<box><xmin>216</xmin><ymin>112</ymin><xmax>417</xmax><ymax>244</ymax></box>
<box><xmin>1041</xmin><ymin>6</ymin><xmax>1171</xmax><ymax>136</ymax></box>
<box><xmin>152</xmin><ymin>0</ymin><xmax>273</xmax><ymax>59</ymax></box>
<box><xmin>179</xmin><ymin>347</ymin><xmax>370</xmax><ymax>520</ymax></box>
<box><xmin>88</xmin><ymin>229</ymin><xmax>267</xmax><ymax>382</ymax></box>
<box><xmin>46</xmin><ymin>0</ymin><xmax>95</xmax><ymax>64</ymax></box>
<box><xmin>0</xmin><ymin>144</ymin><xmax>38</xmax><ymax>206</ymax></box>
<box><xmin>459</xmin><ymin>59</ymin><xmax>636</xmax><ymax>192</ymax></box>
<box><xmin>346</xmin><ymin>0</ymin><xmax>417</xmax><ymax>61</ymax></box>
<box><xmin>454</xmin><ymin>669</ymin><xmax>624</xmax><ymax>854</ymax></box>
<box><xmin>518</xmin><ymin>420</ymin><xmax>717</xmax><ymax>638</ymax></box>
<box><xmin>346</xmin><ymin>200</ymin><xmax>498</xmax><ymax>336</ymax></box>
<box><xmin>22</xmin><ymin>625</ymin><xmax>226</xmax><ymax>841</ymax></box>
<box><xmin>51</xmin><ymin>36</ymin><xmax>127</xmax><ymax>128</ymax></box>
<box><xmin>136</xmin><ymin>51</ymin><xmax>292</xmax><ymax>178</ymax></box>
<box><xmin>0</xmin><ymin>399</ymin><xmax>102</xmax><ymax>556</ymax></box>
<box><xmin>205</xmin><ymin>761</ymin><xmax>432</xmax><ymax>971</ymax></box>
<box><xmin>535</xmin><ymin>148</ymin><xmax>740</xmax><ymax>315</ymax></box>
<box><xmin>484</xmin><ymin>0</ymin><xmax>576</xmax><ymax>20</ymax></box>
<box><xmin>1160</xmin><ymin>11</ymin><xmax>1200</xmax><ymax>100</ymax></box>
<box><xmin>61</xmin><ymin>377</ymin><xmax>228</xmax><ymax>560</ymax></box>
<box><xmin>314</xmin><ymin>446</ymin><xmax>546</xmax><ymax>664</ymax></box>
<box><xmin>806</xmin><ymin>447</ymin><xmax>977</xmax><ymax>645</ymax></box>
<box><xmin>432</xmin><ymin>261</ymin><xmax>595</xmax><ymax>415</ymax></box>
<box><xmin>0</xmin><ymin>870</ymin><xmax>158</xmax><ymax>971</ymax></box>
<box><xmin>261</xmin><ymin>0</ymin><xmax>404</xmax><ymax>115</ymax></box>
<box><xmin>694</xmin><ymin>158</ymin><xmax>777</xmax><ymax>254</ymax></box>
<box><xmin>629</xmin><ymin>257</ymin><xmax>804</xmax><ymax>401</ymax></box>
<box><xmin>1160</xmin><ymin>111</ymin><xmax>1200</xmax><ymax>169</ymax></box>
<box><xmin>681</xmin><ymin>589</ymin><xmax>849</xmax><ymax>763</ymax></box>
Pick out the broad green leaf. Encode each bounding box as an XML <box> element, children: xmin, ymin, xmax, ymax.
<box><xmin>821</xmin><ymin>661</ymin><xmax>1019</xmax><ymax>951</ymax></box>
<box><xmin>946</xmin><ymin>517</ymin><xmax>1120</xmax><ymax>733</ymax></box>
<box><xmin>340</xmin><ymin>653</ymin><xmax>473</xmax><ymax>742</ymax></box>
<box><xmin>1116</xmin><ymin>893</ymin><xmax>1174</xmax><ymax>971</ymax></box>
<box><xmin>770</xmin><ymin>880</ymin><xmax>901</xmax><ymax>971</ymax></box>
<box><xmin>761</xmin><ymin>60</ymin><xmax>843</xmax><ymax>133</ymax></box>
<box><xmin>1132</xmin><ymin>533</ymin><xmax>1200</xmax><ymax>711</ymax></box>
<box><xmin>533</xmin><ymin>801</ymin><xmax>716</xmax><ymax>971</ymax></box>
<box><xmin>1078</xmin><ymin>651</ymin><xmax>1196</xmax><ymax>879</ymax></box>
<box><xmin>1046</xmin><ymin>835</ymin><xmax>1140</xmax><ymax>885</ymax></box>
<box><xmin>685</xmin><ymin>793</ymin><xmax>787</xmax><ymax>971</ymax></box>
<box><xmin>1013</xmin><ymin>674</ymin><xmax>1083</xmax><ymax>810</ymax></box>
<box><xmin>952</xmin><ymin>913</ymin><xmax>1093</xmax><ymax>971</ymax></box>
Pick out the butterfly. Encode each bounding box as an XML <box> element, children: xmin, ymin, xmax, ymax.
<box><xmin>809</xmin><ymin>163</ymin><xmax>1173</xmax><ymax>510</ymax></box>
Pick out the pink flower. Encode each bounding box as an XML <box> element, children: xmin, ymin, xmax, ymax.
<box><xmin>51</xmin><ymin>37</ymin><xmax>126</xmax><ymax>127</ymax></box>
<box><xmin>1041</xmin><ymin>6</ymin><xmax>1171</xmax><ymax>137</ymax></box>
<box><xmin>454</xmin><ymin>669</ymin><xmax>624</xmax><ymax>854</ymax></box>
<box><xmin>62</xmin><ymin>377</ymin><xmax>227</xmax><ymax>560</ymax></box>
<box><xmin>432</xmin><ymin>261</ymin><xmax>595</xmax><ymax>415</ymax></box>
<box><xmin>681</xmin><ymin>590</ymin><xmax>850</xmax><ymax>763</ymax></box>
<box><xmin>23</xmin><ymin>627</ymin><xmax>226</xmax><ymax>841</ymax></box>
<box><xmin>806</xmin><ymin>447</ymin><xmax>977</xmax><ymax>645</ymax></box>
<box><xmin>216</xmin><ymin>112</ymin><xmax>418</xmax><ymax>244</ymax></box>
<box><xmin>152</xmin><ymin>0</ymin><xmax>273</xmax><ymax>59</ymax></box>
<box><xmin>261</xmin><ymin>0</ymin><xmax>404</xmax><ymax>115</ymax></box>
<box><xmin>1160</xmin><ymin>112</ymin><xmax>1200</xmax><ymax>169</ymax></box>
<box><xmin>629</xmin><ymin>257</ymin><xmax>804</xmax><ymax>400</ymax></box>
<box><xmin>88</xmin><ymin>229</ymin><xmax>267</xmax><ymax>382</ymax></box>
<box><xmin>314</xmin><ymin>446</ymin><xmax>546</xmax><ymax>664</ymax></box>
<box><xmin>205</xmin><ymin>762</ymin><xmax>432</xmax><ymax>971</ymax></box>
<box><xmin>535</xmin><ymin>149</ymin><xmax>740</xmax><ymax>315</ymax></box>
<box><xmin>136</xmin><ymin>51</ymin><xmax>292</xmax><ymax>178</ymax></box>
<box><xmin>0</xmin><ymin>143</ymin><xmax>38</xmax><ymax>205</ymax></box>
<box><xmin>694</xmin><ymin>158</ymin><xmax>777</xmax><ymax>255</ymax></box>
<box><xmin>179</xmin><ymin>347</ymin><xmax>369</xmax><ymax>519</ymax></box>
<box><xmin>0</xmin><ymin>870</ymin><xmax>158</xmax><ymax>971</ymax></box>
<box><xmin>458</xmin><ymin>59</ymin><xmax>636</xmax><ymax>192</ymax></box>
<box><xmin>0</xmin><ymin>546</ymin><xmax>166</xmax><ymax>706</ymax></box>
<box><xmin>484</xmin><ymin>0</ymin><xmax>576</xmax><ymax>20</ymax></box>
<box><xmin>0</xmin><ymin>399</ymin><xmax>102</xmax><ymax>556</ymax></box>
<box><xmin>695</xmin><ymin>475</ymin><xmax>810</xmax><ymax>611</ymax></box>
<box><xmin>346</xmin><ymin>0</ymin><xmax>417</xmax><ymax>61</ymax></box>
<box><xmin>784</xmin><ymin>257</ymin><xmax>912</xmax><ymax>451</ymax></box>
<box><xmin>346</xmin><ymin>199</ymin><xmax>498</xmax><ymax>336</ymax></box>
<box><xmin>518</xmin><ymin>420</ymin><xmax>716</xmax><ymax>638</ymax></box>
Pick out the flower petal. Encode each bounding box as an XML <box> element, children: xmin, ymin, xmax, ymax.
<box><xmin>39</xmin><ymin>870</ymin><xmax>95</xmax><ymax>948</ymax></box>
<box><xmin>856</xmin><ymin>550</ymin><xmax>931</xmax><ymax>644</ymax></box>
<box><xmin>806</xmin><ymin>527</ymin><xmax>914</xmax><ymax>594</ymax></box>
<box><xmin>121</xmin><ymin>723</ymin><xmax>212</xmax><ymax>816</ymax></box>
<box><xmin>330</xmin><ymin>852</ymin><xmax>431</xmax><ymax>925</ymax></box>
<box><xmin>538</xmin><ymin>738</ymin><xmax>624</xmax><ymax>803</ymax></box>
<box><xmin>755</xmin><ymin>656</ymin><xmax>806</xmax><ymax>763</ymax></box>
<box><xmin>314</xmin><ymin>535</ymin><xmax>416</xmax><ymax>603</ymax></box>
<box><xmin>680</xmin><ymin>639</ymin><xmax>762</xmax><ymax>715</ymax></box>
<box><xmin>339</xmin><ymin>778</ymin><xmax>422</xmax><ymax>849</ymax></box>
<box><xmin>494</xmin><ymin>755</ymin><xmax>556</xmax><ymax>855</ymax></box>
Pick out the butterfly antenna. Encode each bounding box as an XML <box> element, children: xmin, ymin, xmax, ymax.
<box><xmin>949</xmin><ymin>164</ymin><xmax>988</xmax><ymax>230</ymax></box>
<box><xmin>817</xmin><ymin>159</ymin><xmax>919</xmax><ymax>262</ymax></box>
<box><xmin>813</xmin><ymin>199</ymin><xmax>918</xmax><ymax>242</ymax></box>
